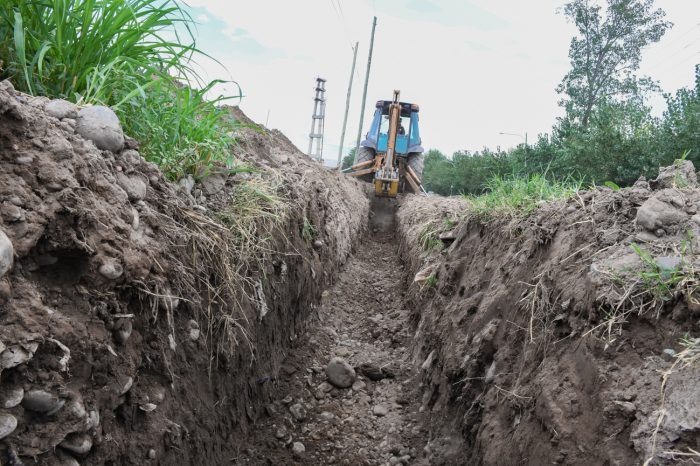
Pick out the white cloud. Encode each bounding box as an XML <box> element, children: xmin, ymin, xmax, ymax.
<box><xmin>185</xmin><ymin>0</ymin><xmax>700</xmax><ymax>165</ymax></box>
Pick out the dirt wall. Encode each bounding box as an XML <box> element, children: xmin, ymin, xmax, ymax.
<box><xmin>396</xmin><ymin>175</ymin><xmax>700</xmax><ymax>465</ymax></box>
<box><xmin>0</xmin><ymin>81</ymin><xmax>368</xmax><ymax>465</ymax></box>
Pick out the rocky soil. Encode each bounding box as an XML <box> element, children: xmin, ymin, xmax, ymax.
<box><xmin>237</xmin><ymin>198</ymin><xmax>429</xmax><ymax>466</ymax></box>
<box><xmin>404</xmin><ymin>163</ymin><xmax>700</xmax><ymax>465</ymax></box>
<box><xmin>0</xmin><ymin>80</ymin><xmax>368</xmax><ymax>465</ymax></box>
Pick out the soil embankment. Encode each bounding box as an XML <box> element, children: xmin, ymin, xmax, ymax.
<box><xmin>3</xmin><ymin>74</ymin><xmax>699</xmax><ymax>466</ymax></box>
<box><xmin>401</xmin><ymin>168</ymin><xmax>700</xmax><ymax>466</ymax></box>
<box><xmin>0</xmin><ymin>81</ymin><xmax>368</xmax><ymax>465</ymax></box>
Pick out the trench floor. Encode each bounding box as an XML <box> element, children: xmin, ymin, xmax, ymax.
<box><xmin>236</xmin><ymin>231</ymin><xmax>428</xmax><ymax>466</ymax></box>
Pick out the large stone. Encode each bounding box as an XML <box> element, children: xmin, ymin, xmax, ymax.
<box><xmin>22</xmin><ymin>389</ymin><xmax>63</xmax><ymax>413</ymax></box>
<box><xmin>200</xmin><ymin>174</ymin><xmax>227</xmax><ymax>195</ymax></box>
<box><xmin>0</xmin><ymin>386</ymin><xmax>23</xmax><ymax>408</ymax></box>
<box><xmin>652</xmin><ymin>160</ymin><xmax>698</xmax><ymax>189</ymax></box>
<box><xmin>76</xmin><ymin>106</ymin><xmax>124</xmax><ymax>152</ymax></box>
<box><xmin>0</xmin><ymin>413</ymin><xmax>17</xmax><ymax>440</ymax></box>
<box><xmin>0</xmin><ymin>230</ymin><xmax>13</xmax><ymax>278</ymax></box>
<box><xmin>45</xmin><ymin>99</ymin><xmax>77</xmax><ymax>120</ymax></box>
<box><xmin>60</xmin><ymin>432</ymin><xmax>93</xmax><ymax>455</ymax></box>
<box><xmin>325</xmin><ymin>357</ymin><xmax>356</xmax><ymax>388</ymax></box>
<box><xmin>636</xmin><ymin>192</ymin><xmax>687</xmax><ymax>232</ymax></box>
<box><xmin>0</xmin><ymin>342</ymin><xmax>39</xmax><ymax>369</ymax></box>
<box><xmin>116</xmin><ymin>173</ymin><xmax>147</xmax><ymax>201</ymax></box>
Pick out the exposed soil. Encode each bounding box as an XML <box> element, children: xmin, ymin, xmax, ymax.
<box><xmin>401</xmin><ymin>174</ymin><xmax>700</xmax><ymax>466</ymax></box>
<box><xmin>3</xmin><ymin>73</ymin><xmax>700</xmax><ymax>466</ymax></box>
<box><xmin>0</xmin><ymin>81</ymin><xmax>368</xmax><ymax>465</ymax></box>
<box><xmin>237</xmin><ymin>197</ymin><xmax>429</xmax><ymax>466</ymax></box>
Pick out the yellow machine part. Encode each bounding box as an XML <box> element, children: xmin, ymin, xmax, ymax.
<box><xmin>374</xmin><ymin>178</ymin><xmax>399</xmax><ymax>197</ymax></box>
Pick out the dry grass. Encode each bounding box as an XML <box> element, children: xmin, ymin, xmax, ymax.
<box><xmin>148</xmin><ymin>175</ymin><xmax>288</xmax><ymax>374</ymax></box>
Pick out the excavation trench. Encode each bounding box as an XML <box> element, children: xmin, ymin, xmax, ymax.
<box><xmin>238</xmin><ymin>198</ymin><xmax>429</xmax><ymax>465</ymax></box>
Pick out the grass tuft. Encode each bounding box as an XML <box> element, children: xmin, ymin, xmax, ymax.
<box><xmin>0</xmin><ymin>0</ymin><xmax>241</xmax><ymax>180</ymax></box>
<box><xmin>465</xmin><ymin>174</ymin><xmax>581</xmax><ymax>219</ymax></box>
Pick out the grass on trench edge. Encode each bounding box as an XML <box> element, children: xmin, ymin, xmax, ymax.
<box><xmin>0</xmin><ymin>0</ymin><xmax>242</xmax><ymax>181</ymax></box>
<box><xmin>464</xmin><ymin>174</ymin><xmax>582</xmax><ymax>219</ymax></box>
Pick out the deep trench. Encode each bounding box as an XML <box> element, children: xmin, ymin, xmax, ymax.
<box><xmin>236</xmin><ymin>198</ymin><xmax>429</xmax><ymax>465</ymax></box>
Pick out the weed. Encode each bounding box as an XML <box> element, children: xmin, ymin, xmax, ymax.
<box><xmin>419</xmin><ymin>223</ymin><xmax>443</xmax><ymax>251</ymax></box>
<box><xmin>115</xmin><ymin>78</ymin><xmax>241</xmax><ymax>180</ymax></box>
<box><xmin>464</xmin><ymin>174</ymin><xmax>581</xmax><ymax>219</ymax></box>
<box><xmin>302</xmin><ymin>216</ymin><xmax>316</xmax><ymax>244</ymax></box>
<box><xmin>425</xmin><ymin>275</ymin><xmax>438</xmax><ymax>288</ymax></box>
<box><xmin>630</xmin><ymin>243</ymin><xmax>688</xmax><ymax>303</ymax></box>
<box><xmin>589</xmin><ymin>240</ymin><xmax>700</xmax><ymax>348</ymax></box>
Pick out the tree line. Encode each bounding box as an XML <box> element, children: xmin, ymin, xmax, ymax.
<box><xmin>422</xmin><ymin>0</ymin><xmax>700</xmax><ymax>196</ymax></box>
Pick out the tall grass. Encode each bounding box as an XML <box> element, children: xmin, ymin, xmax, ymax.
<box><xmin>0</xmin><ymin>0</ymin><xmax>241</xmax><ymax>179</ymax></box>
<box><xmin>0</xmin><ymin>0</ymin><xmax>195</xmax><ymax>101</ymax></box>
<box><xmin>115</xmin><ymin>78</ymin><xmax>238</xmax><ymax>180</ymax></box>
<box><xmin>465</xmin><ymin>174</ymin><xmax>581</xmax><ymax>218</ymax></box>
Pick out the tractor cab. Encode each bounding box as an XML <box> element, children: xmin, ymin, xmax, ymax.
<box><xmin>362</xmin><ymin>100</ymin><xmax>423</xmax><ymax>156</ymax></box>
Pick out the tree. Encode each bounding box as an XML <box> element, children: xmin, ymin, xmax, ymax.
<box><xmin>558</xmin><ymin>0</ymin><xmax>671</xmax><ymax>127</ymax></box>
<box><xmin>341</xmin><ymin>147</ymin><xmax>356</xmax><ymax>170</ymax></box>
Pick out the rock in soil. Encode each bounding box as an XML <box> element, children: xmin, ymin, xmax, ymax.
<box><xmin>45</xmin><ymin>99</ymin><xmax>77</xmax><ymax>120</ymax></box>
<box><xmin>60</xmin><ymin>432</ymin><xmax>93</xmax><ymax>455</ymax></box>
<box><xmin>0</xmin><ymin>229</ymin><xmax>13</xmax><ymax>278</ymax></box>
<box><xmin>21</xmin><ymin>389</ymin><xmax>62</xmax><ymax>413</ymax></box>
<box><xmin>372</xmin><ymin>404</ymin><xmax>389</xmax><ymax>417</ymax></box>
<box><xmin>76</xmin><ymin>105</ymin><xmax>124</xmax><ymax>152</ymax></box>
<box><xmin>357</xmin><ymin>362</ymin><xmax>395</xmax><ymax>381</ymax></box>
<box><xmin>325</xmin><ymin>357</ymin><xmax>356</xmax><ymax>388</ymax></box>
<box><xmin>292</xmin><ymin>441</ymin><xmax>305</xmax><ymax>456</ymax></box>
<box><xmin>0</xmin><ymin>413</ymin><xmax>17</xmax><ymax>440</ymax></box>
<box><xmin>289</xmin><ymin>403</ymin><xmax>306</xmax><ymax>422</ymax></box>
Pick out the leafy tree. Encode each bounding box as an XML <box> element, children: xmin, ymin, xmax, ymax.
<box><xmin>340</xmin><ymin>147</ymin><xmax>356</xmax><ymax>169</ymax></box>
<box><xmin>558</xmin><ymin>0</ymin><xmax>671</xmax><ymax>127</ymax></box>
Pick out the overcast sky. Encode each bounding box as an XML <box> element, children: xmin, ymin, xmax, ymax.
<box><xmin>184</xmin><ymin>0</ymin><xmax>700</xmax><ymax>166</ymax></box>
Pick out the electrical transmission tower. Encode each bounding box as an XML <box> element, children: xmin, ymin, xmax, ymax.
<box><xmin>308</xmin><ymin>77</ymin><xmax>327</xmax><ymax>162</ymax></box>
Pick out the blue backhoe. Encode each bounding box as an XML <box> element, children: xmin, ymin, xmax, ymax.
<box><xmin>349</xmin><ymin>90</ymin><xmax>424</xmax><ymax>197</ymax></box>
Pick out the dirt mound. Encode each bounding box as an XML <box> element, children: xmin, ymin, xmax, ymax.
<box><xmin>0</xmin><ymin>80</ymin><xmax>367</xmax><ymax>465</ymax></box>
<box><xmin>397</xmin><ymin>169</ymin><xmax>700</xmax><ymax>465</ymax></box>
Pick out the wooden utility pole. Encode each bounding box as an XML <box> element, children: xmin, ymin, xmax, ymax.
<box><xmin>337</xmin><ymin>42</ymin><xmax>359</xmax><ymax>171</ymax></box>
<box><xmin>353</xmin><ymin>16</ymin><xmax>377</xmax><ymax>163</ymax></box>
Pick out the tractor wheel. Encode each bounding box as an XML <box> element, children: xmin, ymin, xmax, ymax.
<box><xmin>407</xmin><ymin>152</ymin><xmax>424</xmax><ymax>192</ymax></box>
<box><xmin>355</xmin><ymin>146</ymin><xmax>376</xmax><ymax>183</ymax></box>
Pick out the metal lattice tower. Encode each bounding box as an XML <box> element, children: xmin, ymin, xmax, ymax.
<box><xmin>308</xmin><ymin>77</ymin><xmax>327</xmax><ymax>162</ymax></box>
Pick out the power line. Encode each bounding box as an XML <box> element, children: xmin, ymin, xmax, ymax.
<box><xmin>647</xmin><ymin>33</ymin><xmax>700</xmax><ymax>71</ymax></box>
<box><xmin>328</xmin><ymin>0</ymin><xmax>355</xmax><ymax>51</ymax></box>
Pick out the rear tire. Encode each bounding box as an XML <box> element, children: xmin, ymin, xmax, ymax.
<box><xmin>355</xmin><ymin>146</ymin><xmax>376</xmax><ymax>183</ymax></box>
<box><xmin>407</xmin><ymin>152</ymin><xmax>424</xmax><ymax>192</ymax></box>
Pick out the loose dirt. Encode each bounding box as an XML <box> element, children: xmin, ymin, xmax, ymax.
<box><xmin>0</xmin><ymin>81</ymin><xmax>368</xmax><ymax>465</ymax></box>
<box><xmin>237</xmin><ymin>198</ymin><xmax>429</xmax><ymax>466</ymax></box>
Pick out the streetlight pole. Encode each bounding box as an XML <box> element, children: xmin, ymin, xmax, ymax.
<box><xmin>499</xmin><ymin>131</ymin><xmax>529</xmax><ymax>168</ymax></box>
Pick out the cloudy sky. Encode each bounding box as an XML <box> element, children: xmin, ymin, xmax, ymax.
<box><xmin>184</xmin><ymin>0</ymin><xmax>700</xmax><ymax>166</ymax></box>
